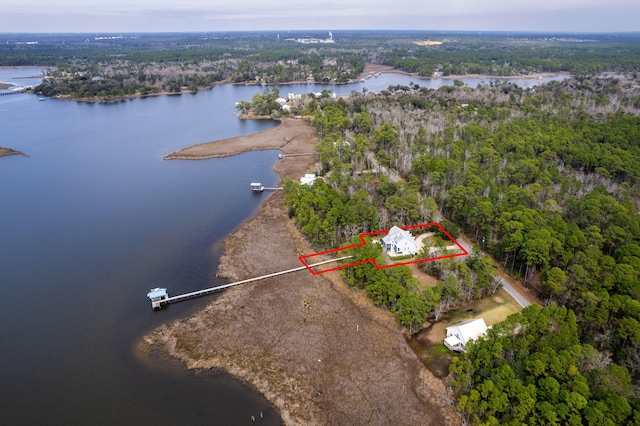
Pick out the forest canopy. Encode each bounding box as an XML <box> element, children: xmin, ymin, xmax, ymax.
<box><xmin>274</xmin><ymin>71</ymin><xmax>640</xmax><ymax>424</ymax></box>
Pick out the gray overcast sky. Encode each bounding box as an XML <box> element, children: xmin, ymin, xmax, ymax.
<box><xmin>2</xmin><ymin>0</ymin><xmax>639</xmax><ymax>33</ymax></box>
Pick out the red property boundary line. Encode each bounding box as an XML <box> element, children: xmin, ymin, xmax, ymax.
<box><xmin>298</xmin><ymin>222</ymin><xmax>469</xmax><ymax>275</ymax></box>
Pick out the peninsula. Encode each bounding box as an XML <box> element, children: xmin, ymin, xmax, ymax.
<box><xmin>144</xmin><ymin>118</ymin><xmax>460</xmax><ymax>425</ymax></box>
<box><xmin>0</xmin><ymin>147</ymin><xmax>28</xmax><ymax>158</ymax></box>
<box><xmin>164</xmin><ymin>117</ymin><xmax>313</xmax><ymax>160</ymax></box>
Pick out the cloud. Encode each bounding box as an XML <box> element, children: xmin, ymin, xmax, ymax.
<box><xmin>1</xmin><ymin>0</ymin><xmax>639</xmax><ymax>32</ymax></box>
<box><xmin>5</xmin><ymin>0</ymin><xmax>633</xmax><ymax>16</ymax></box>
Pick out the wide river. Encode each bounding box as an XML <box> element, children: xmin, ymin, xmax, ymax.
<box><xmin>0</xmin><ymin>68</ymin><xmax>566</xmax><ymax>425</ymax></box>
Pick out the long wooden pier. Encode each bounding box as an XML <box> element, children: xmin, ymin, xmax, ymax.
<box><xmin>0</xmin><ymin>91</ymin><xmax>26</xmax><ymax>96</ymax></box>
<box><xmin>278</xmin><ymin>152</ymin><xmax>317</xmax><ymax>159</ymax></box>
<box><xmin>250</xmin><ymin>182</ymin><xmax>282</xmax><ymax>192</ymax></box>
<box><xmin>148</xmin><ymin>256</ymin><xmax>352</xmax><ymax>309</ymax></box>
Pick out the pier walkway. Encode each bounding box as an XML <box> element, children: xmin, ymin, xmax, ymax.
<box><xmin>0</xmin><ymin>91</ymin><xmax>26</xmax><ymax>96</ymax></box>
<box><xmin>149</xmin><ymin>256</ymin><xmax>352</xmax><ymax>309</ymax></box>
<box><xmin>250</xmin><ymin>182</ymin><xmax>282</xmax><ymax>192</ymax></box>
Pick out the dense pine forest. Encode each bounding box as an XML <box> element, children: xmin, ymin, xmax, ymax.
<box><xmin>276</xmin><ymin>72</ymin><xmax>640</xmax><ymax>424</ymax></box>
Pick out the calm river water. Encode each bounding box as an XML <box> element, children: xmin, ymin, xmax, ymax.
<box><xmin>0</xmin><ymin>68</ymin><xmax>566</xmax><ymax>425</ymax></box>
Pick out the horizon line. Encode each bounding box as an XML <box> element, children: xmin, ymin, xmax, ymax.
<box><xmin>2</xmin><ymin>29</ymin><xmax>640</xmax><ymax>35</ymax></box>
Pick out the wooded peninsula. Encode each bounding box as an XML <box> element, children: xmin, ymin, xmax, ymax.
<box><xmin>5</xmin><ymin>31</ymin><xmax>640</xmax><ymax>425</ymax></box>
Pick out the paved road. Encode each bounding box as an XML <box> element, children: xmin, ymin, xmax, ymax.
<box><xmin>456</xmin><ymin>235</ymin><xmax>531</xmax><ymax>308</ymax></box>
<box><xmin>497</xmin><ymin>276</ymin><xmax>531</xmax><ymax>307</ymax></box>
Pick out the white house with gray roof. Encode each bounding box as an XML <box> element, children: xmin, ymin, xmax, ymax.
<box><xmin>444</xmin><ymin>318</ymin><xmax>488</xmax><ymax>352</ymax></box>
<box><xmin>381</xmin><ymin>226</ymin><xmax>417</xmax><ymax>256</ymax></box>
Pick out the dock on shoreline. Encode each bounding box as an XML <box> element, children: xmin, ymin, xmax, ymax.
<box><xmin>147</xmin><ymin>256</ymin><xmax>352</xmax><ymax>310</ymax></box>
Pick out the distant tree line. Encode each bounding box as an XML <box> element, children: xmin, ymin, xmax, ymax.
<box><xmin>378</xmin><ymin>34</ymin><xmax>640</xmax><ymax>76</ymax></box>
<box><xmin>6</xmin><ymin>32</ymin><xmax>640</xmax><ymax>101</ymax></box>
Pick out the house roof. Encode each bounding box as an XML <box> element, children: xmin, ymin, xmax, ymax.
<box><xmin>444</xmin><ymin>335</ymin><xmax>462</xmax><ymax>347</ymax></box>
<box><xmin>387</xmin><ymin>225</ymin><xmax>410</xmax><ymax>239</ymax></box>
<box><xmin>445</xmin><ymin>318</ymin><xmax>488</xmax><ymax>346</ymax></box>
<box><xmin>147</xmin><ymin>288</ymin><xmax>168</xmax><ymax>300</ymax></box>
<box><xmin>381</xmin><ymin>226</ymin><xmax>416</xmax><ymax>251</ymax></box>
<box><xmin>383</xmin><ymin>226</ymin><xmax>414</xmax><ymax>243</ymax></box>
<box><xmin>300</xmin><ymin>173</ymin><xmax>318</xmax><ymax>185</ymax></box>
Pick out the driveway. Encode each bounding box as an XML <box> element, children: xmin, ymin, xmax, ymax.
<box><xmin>457</xmin><ymin>235</ymin><xmax>532</xmax><ymax>308</ymax></box>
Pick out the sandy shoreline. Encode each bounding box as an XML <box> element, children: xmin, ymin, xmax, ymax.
<box><xmin>143</xmin><ymin>118</ymin><xmax>460</xmax><ymax>425</ymax></box>
<box><xmin>164</xmin><ymin>117</ymin><xmax>315</xmax><ymax>160</ymax></box>
<box><xmin>0</xmin><ymin>66</ymin><xmax>48</xmax><ymax>70</ymax></box>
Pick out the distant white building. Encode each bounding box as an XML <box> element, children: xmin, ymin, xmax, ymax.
<box><xmin>274</xmin><ymin>97</ymin><xmax>292</xmax><ymax>112</ymax></box>
<box><xmin>311</xmin><ymin>91</ymin><xmax>337</xmax><ymax>99</ymax></box>
<box><xmin>286</xmin><ymin>32</ymin><xmax>335</xmax><ymax>44</ymax></box>
<box><xmin>444</xmin><ymin>318</ymin><xmax>488</xmax><ymax>352</ymax></box>
<box><xmin>381</xmin><ymin>226</ymin><xmax>417</xmax><ymax>256</ymax></box>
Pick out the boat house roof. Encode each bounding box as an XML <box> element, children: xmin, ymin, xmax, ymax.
<box><xmin>147</xmin><ymin>288</ymin><xmax>168</xmax><ymax>300</ymax></box>
<box><xmin>446</xmin><ymin>318</ymin><xmax>488</xmax><ymax>345</ymax></box>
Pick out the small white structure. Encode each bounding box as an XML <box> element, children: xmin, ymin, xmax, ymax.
<box><xmin>381</xmin><ymin>226</ymin><xmax>417</xmax><ymax>256</ymax></box>
<box><xmin>300</xmin><ymin>173</ymin><xmax>319</xmax><ymax>186</ymax></box>
<box><xmin>147</xmin><ymin>288</ymin><xmax>169</xmax><ymax>310</ymax></box>
<box><xmin>250</xmin><ymin>182</ymin><xmax>265</xmax><ymax>192</ymax></box>
<box><xmin>444</xmin><ymin>318</ymin><xmax>488</xmax><ymax>352</ymax></box>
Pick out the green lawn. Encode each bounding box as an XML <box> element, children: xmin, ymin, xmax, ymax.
<box><xmin>408</xmin><ymin>288</ymin><xmax>523</xmax><ymax>377</ymax></box>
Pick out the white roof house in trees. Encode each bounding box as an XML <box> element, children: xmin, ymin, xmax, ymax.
<box><xmin>444</xmin><ymin>318</ymin><xmax>488</xmax><ymax>352</ymax></box>
<box><xmin>300</xmin><ymin>173</ymin><xmax>319</xmax><ymax>186</ymax></box>
<box><xmin>381</xmin><ymin>226</ymin><xmax>417</xmax><ymax>256</ymax></box>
